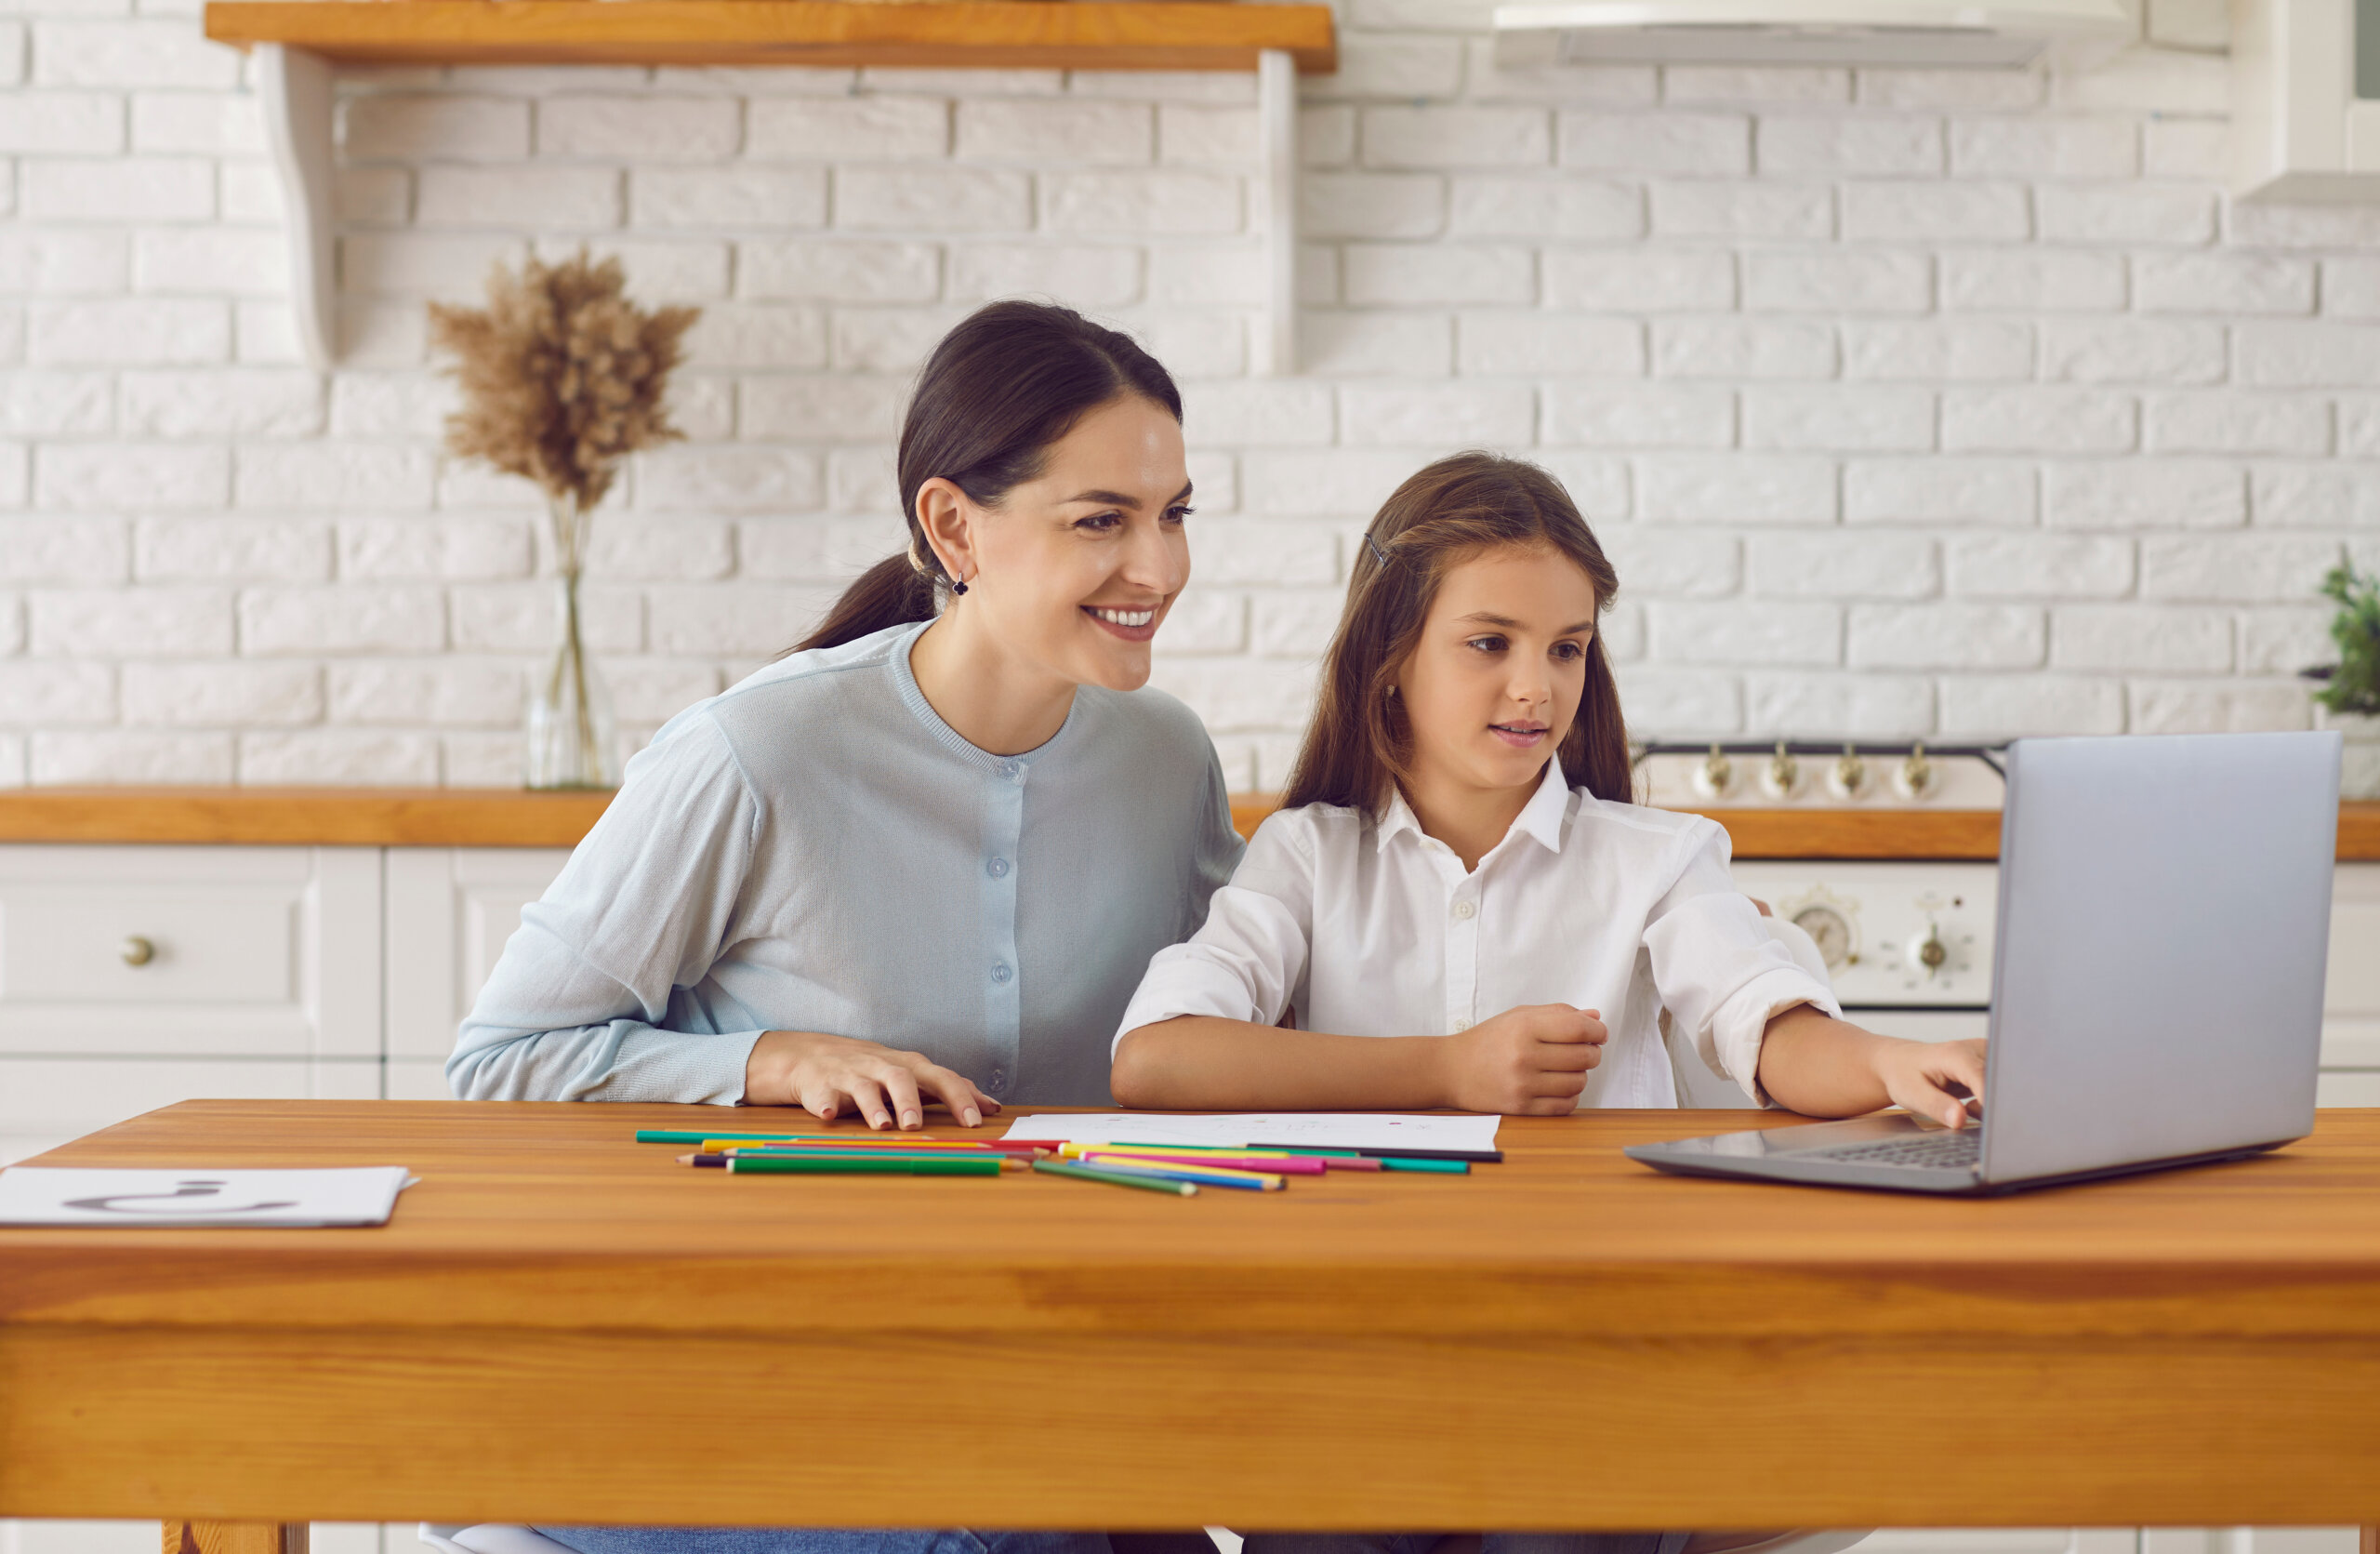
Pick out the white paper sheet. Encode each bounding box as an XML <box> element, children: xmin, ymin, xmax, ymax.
<box><xmin>0</xmin><ymin>1166</ymin><xmax>414</xmax><ymax>1228</ymax></box>
<box><xmin>1000</xmin><ymin>1112</ymin><xmax>1501</xmax><ymax>1153</ymax></box>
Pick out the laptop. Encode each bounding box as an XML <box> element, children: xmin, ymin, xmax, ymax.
<box><xmin>1625</xmin><ymin>730</ymin><xmax>2343</xmax><ymax>1195</ymax></box>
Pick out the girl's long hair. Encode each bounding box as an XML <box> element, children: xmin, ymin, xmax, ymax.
<box><xmin>1281</xmin><ymin>451</ymin><xmax>1632</xmax><ymax>814</ymax></box>
<box><xmin>794</xmin><ymin>300</ymin><xmax>1183</xmax><ymax>655</ymax></box>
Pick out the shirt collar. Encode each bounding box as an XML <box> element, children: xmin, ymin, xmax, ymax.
<box><xmin>1374</xmin><ymin>759</ymin><xmax>1573</xmax><ymax>858</ymax></box>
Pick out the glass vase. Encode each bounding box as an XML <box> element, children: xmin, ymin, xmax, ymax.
<box><xmin>525</xmin><ymin>566</ymin><xmax>619</xmax><ymax>790</ymax></box>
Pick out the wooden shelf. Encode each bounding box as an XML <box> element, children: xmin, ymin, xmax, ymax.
<box><xmin>203</xmin><ymin>1</ymin><xmax>1338</xmax><ymax>73</ymax></box>
<box><xmin>8</xmin><ymin>789</ymin><xmax>2378</xmax><ymax>860</ymax></box>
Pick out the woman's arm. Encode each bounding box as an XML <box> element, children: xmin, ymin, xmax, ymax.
<box><xmin>1113</xmin><ymin>1005</ymin><xmax>1607</xmax><ymax>1114</ymax></box>
<box><xmin>1754</xmin><ymin>1007</ymin><xmax>1987</xmax><ymax>1131</ymax></box>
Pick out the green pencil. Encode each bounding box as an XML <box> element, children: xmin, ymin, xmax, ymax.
<box><xmin>1381</xmin><ymin>1158</ymin><xmax>1469</xmax><ymax>1174</ymax></box>
<box><xmin>725</xmin><ymin>1154</ymin><xmax>1001</xmax><ymax>1176</ymax></box>
<box><xmin>1032</xmin><ymin>1158</ymin><xmax>1199</xmax><ymax>1196</ymax></box>
<box><xmin>640</xmin><ymin>1129</ymin><xmax>809</xmax><ymax>1145</ymax></box>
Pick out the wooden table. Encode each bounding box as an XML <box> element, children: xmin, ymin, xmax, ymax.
<box><xmin>2</xmin><ymin>1101</ymin><xmax>2377</xmax><ymax>1551</ymax></box>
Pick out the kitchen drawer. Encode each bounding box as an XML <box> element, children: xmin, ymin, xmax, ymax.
<box><xmin>385</xmin><ymin>846</ymin><xmax>573</xmax><ymax>1062</ymax></box>
<box><xmin>0</xmin><ymin>847</ymin><xmax>380</xmax><ymax>1058</ymax></box>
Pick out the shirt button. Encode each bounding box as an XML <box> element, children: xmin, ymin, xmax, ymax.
<box><xmin>991</xmin><ymin>962</ymin><xmax>1012</xmax><ymax>985</ymax></box>
<box><xmin>986</xmin><ymin>857</ymin><xmax>1010</xmax><ymax>879</ymax></box>
<box><xmin>1452</xmin><ymin>1018</ymin><xmax>1473</xmax><ymax>1032</ymax></box>
<box><xmin>1452</xmin><ymin>899</ymin><xmax>1476</xmax><ymax>921</ymax></box>
<box><xmin>999</xmin><ymin>761</ymin><xmax>1024</xmax><ymax>782</ymax></box>
<box><xmin>989</xmin><ymin>1068</ymin><xmax>1008</xmax><ymax>1090</ymax></box>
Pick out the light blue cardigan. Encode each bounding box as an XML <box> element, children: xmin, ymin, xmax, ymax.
<box><xmin>449</xmin><ymin>620</ymin><xmax>1246</xmax><ymax>1109</ymax></box>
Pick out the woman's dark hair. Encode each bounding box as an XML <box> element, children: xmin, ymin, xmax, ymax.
<box><xmin>1282</xmin><ymin>451</ymin><xmax>1632</xmax><ymax>814</ymax></box>
<box><xmin>795</xmin><ymin>300</ymin><xmax>1183</xmax><ymax>654</ymax></box>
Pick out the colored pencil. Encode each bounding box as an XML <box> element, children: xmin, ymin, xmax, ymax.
<box><xmin>1381</xmin><ymin>1157</ymin><xmax>1469</xmax><ymax>1174</ymax></box>
<box><xmin>638</xmin><ymin>1129</ymin><xmax>1025</xmax><ymax>1147</ymax></box>
<box><xmin>694</xmin><ymin>1133</ymin><xmax>1013</xmax><ymax>1147</ymax></box>
<box><xmin>1256</xmin><ymin>1143</ymin><xmax>1502</xmax><ymax>1162</ymax></box>
<box><xmin>681</xmin><ymin>1150</ymin><xmax>1025</xmax><ymax>1170</ymax></box>
<box><xmin>1090</xmin><ymin>1139</ymin><xmax>1459</xmax><ymax>1169</ymax></box>
<box><xmin>725</xmin><ymin>1154</ymin><xmax>1003</xmax><ymax>1176</ymax></box>
<box><xmin>1063</xmin><ymin>1144</ymin><xmax>1326</xmax><ymax>1175</ymax></box>
<box><xmin>1032</xmin><ymin>1158</ymin><xmax>1198</xmax><ymax>1196</ymax></box>
<box><xmin>1077</xmin><ymin>1159</ymin><xmax>1284</xmax><ymax>1191</ymax></box>
<box><xmin>1079</xmin><ymin>1151</ymin><xmax>1322</xmax><ymax>1175</ymax></box>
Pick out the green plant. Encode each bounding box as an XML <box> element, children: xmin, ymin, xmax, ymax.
<box><xmin>2308</xmin><ymin>547</ymin><xmax>2380</xmax><ymax>717</ymax></box>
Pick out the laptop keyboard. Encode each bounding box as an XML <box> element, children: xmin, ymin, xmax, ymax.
<box><xmin>1805</xmin><ymin>1130</ymin><xmax>1983</xmax><ymax>1171</ymax></box>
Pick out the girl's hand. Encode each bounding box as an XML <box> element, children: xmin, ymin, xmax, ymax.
<box><xmin>1439</xmin><ymin>1003</ymin><xmax>1607</xmax><ymax>1114</ymax></box>
<box><xmin>1871</xmin><ymin>1035</ymin><xmax>1987</xmax><ymax>1131</ymax></box>
<box><xmin>744</xmin><ymin>1029</ymin><xmax>1000</xmax><ymax>1130</ymax></box>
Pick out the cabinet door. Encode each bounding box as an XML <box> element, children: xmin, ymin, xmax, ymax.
<box><xmin>384</xmin><ymin>846</ymin><xmax>574</xmax><ymax>1099</ymax></box>
<box><xmin>0</xmin><ymin>844</ymin><xmax>383</xmax><ymax>1163</ymax></box>
<box><xmin>2320</xmin><ymin>863</ymin><xmax>2380</xmax><ymax>1106</ymax></box>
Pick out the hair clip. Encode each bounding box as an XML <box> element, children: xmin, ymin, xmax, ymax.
<box><xmin>1364</xmin><ymin>532</ymin><xmax>1391</xmax><ymax>569</ymax></box>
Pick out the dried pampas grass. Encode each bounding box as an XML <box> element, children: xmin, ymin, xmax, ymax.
<box><xmin>429</xmin><ymin>247</ymin><xmax>699</xmax><ymax>515</ymax></box>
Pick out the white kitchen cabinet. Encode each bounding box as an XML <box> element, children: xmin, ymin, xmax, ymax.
<box><xmin>382</xmin><ymin>846</ymin><xmax>573</xmax><ymax>1101</ymax></box>
<box><xmin>0</xmin><ymin>844</ymin><xmax>383</xmax><ymax>1164</ymax></box>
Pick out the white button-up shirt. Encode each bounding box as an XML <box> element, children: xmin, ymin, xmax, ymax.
<box><xmin>1115</xmin><ymin>760</ymin><xmax>1840</xmax><ymax>1108</ymax></box>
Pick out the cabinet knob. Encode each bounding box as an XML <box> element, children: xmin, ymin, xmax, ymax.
<box><xmin>121</xmin><ymin>936</ymin><xmax>155</xmax><ymax>967</ymax></box>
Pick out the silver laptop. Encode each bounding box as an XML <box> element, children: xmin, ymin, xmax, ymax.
<box><xmin>1626</xmin><ymin>730</ymin><xmax>2342</xmax><ymax>1195</ymax></box>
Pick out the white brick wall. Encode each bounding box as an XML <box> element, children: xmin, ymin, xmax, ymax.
<box><xmin>0</xmin><ymin>14</ymin><xmax>2370</xmax><ymax>790</ymax></box>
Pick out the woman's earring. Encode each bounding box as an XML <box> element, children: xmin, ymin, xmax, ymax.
<box><xmin>951</xmin><ymin>578</ymin><xmax>969</xmax><ymax>596</ymax></box>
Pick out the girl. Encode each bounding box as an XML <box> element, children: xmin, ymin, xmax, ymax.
<box><xmin>1112</xmin><ymin>450</ymin><xmax>1986</xmax><ymax>1139</ymax></box>
<box><xmin>451</xmin><ymin>299</ymin><xmax>1242</xmax><ymax>1554</ymax></box>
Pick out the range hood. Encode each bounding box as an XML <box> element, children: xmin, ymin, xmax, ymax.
<box><xmin>1493</xmin><ymin>0</ymin><xmax>2135</xmax><ymax>68</ymax></box>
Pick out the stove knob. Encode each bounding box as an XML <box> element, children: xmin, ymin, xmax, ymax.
<box><xmin>1761</xmin><ymin>741</ymin><xmax>1797</xmax><ymax>799</ymax></box>
<box><xmin>1908</xmin><ymin>923</ymin><xmax>1949</xmax><ymax>976</ymax></box>
<box><xmin>1829</xmin><ymin>745</ymin><xmax>1865</xmax><ymax>800</ymax></box>
<box><xmin>1692</xmin><ymin>744</ymin><xmax>1732</xmax><ymax>800</ymax></box>
<box><xmin>1895</xmin><ymin>742</ymin><xmax>1934</xmax><ymax>800</ymax></box>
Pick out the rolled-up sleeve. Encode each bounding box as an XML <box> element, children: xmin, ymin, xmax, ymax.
<box><xmin>447</xmin><ymin>714</ymin><xmax>767</xmax><ymax>1104</ymax></box>
<box><xmin>1643</xmin><ymin>819</ymin><xmax>1842</xmax><ymax>1105</ymax></box>
<box><xmin>1115</xmin><ymin>811</ymin><xmax>1313</xmax><ymax>1050</ymax></box>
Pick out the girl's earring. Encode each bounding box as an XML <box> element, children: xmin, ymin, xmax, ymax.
<box><xmin>951</xmin><ymin>576</ymin><xmax>969</xmax><ymax>596</ymax></box>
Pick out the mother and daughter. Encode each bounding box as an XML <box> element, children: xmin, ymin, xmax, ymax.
<box><xmin>449</xmin><ymin>300</ymin><xmax>1986</xmax><ymax>1554</ymax></box>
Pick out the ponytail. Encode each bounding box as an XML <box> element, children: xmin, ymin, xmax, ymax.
<box><xmin>790</xmin><ymin>300</ymin><xmax>1182</xmax><ymax>656</ymax></box>
<box><xmin>794</xmin><ymin>552</ymin><xmax>936</xmax><ymax>656</ymax></box>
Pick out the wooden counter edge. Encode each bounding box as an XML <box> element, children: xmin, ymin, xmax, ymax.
<box><xmin>2</xmin><ymin>790</ymin><xmax>2375</xmax><ymax>860</ymax></box>
<box><xmin>0</xmin><ymin>787</ymin><xmax>616</xmax><ymax>848</ymax></box>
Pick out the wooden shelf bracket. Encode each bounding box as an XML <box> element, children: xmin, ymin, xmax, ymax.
<box><xmin>258</xmin><ymin>42</ymin><xmax>337</xmax><ymax>368</ymax></box>
<box><xmin>1257</xmin><ymin>46</ymin><xmax>1296</xmax><ymax>377</ymax></box>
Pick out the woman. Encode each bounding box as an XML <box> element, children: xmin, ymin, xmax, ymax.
<box><xmin>448</xmin><ymin>301</ymin><xmax>1241</xmax><ymax>1554</ymax></box>
<box><xmin>452</xmin><ymin>299</ymin><xmax>1240</xmax><ymax>1129</ymax></box>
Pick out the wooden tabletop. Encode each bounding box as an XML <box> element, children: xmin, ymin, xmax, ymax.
<box><xmin>5</xmin><ymin>788</ymin><xmax>2376</xmax><ymax>858</ymax></box>
<box><xmin>4</xmin><ymin>1100</ymin><xmax>2377</xmax><ymax>1529</ymax></box>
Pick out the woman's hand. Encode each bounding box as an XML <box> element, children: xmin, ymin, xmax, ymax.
<box><xmin>1437</xmin><ymin>1003</ymin><xmax>1606</xmax><ymax>1115</ymax></box>
<box><xmin>1870</xmin><ymin>1034</ymin><xmax>1987</xmax><ymax>1131</ymax></box>
<box><xmin>744</xmin><ymin>1029</ymin><xmax>999</xmax><ymax>1130</ymax></box>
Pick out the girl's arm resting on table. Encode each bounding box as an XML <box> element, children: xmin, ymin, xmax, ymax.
<box><xmin>1755</xmin><ymin>1006</ymin><xmax>1988</xmax><ymax>1132</ymax></box>
<box><xmin>1113</xmin><ymin>1004</ymin><xmax>1607</xmax><ymax>1114</ymax></box>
